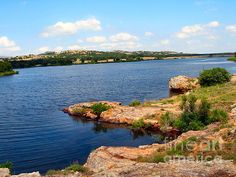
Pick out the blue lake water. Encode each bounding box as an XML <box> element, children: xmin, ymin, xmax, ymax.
<box><xmin>0</xmin><ymin>57</ymin><xmax>236</xmax><ymax>174</ymax></box>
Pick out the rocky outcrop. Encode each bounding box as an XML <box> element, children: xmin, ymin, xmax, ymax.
<box><xmin>230</xmin><ymin>74</ymin><xmax>236</xmax><ymax>84</ymax></box>
<box><xmin>64</xmin><ymin>101</ymin><xmax>181</xmax><ymax>127</ymax></box>
<box><xmin>85</xmin><ymin>120</ymin><xmax>236</xmax><ymax>177</ymax></box>
<box><xmin>0</xmin><ymin>168</ymin><xmax>10</xmax><ymax>177</ymax></box>
<box><xmin>0</xmin><ymin>169</ymin><xmax>41</xmax><ymax>177</ymax></box>
<box><xmin>169</xmin><ymin>75</ymin><xmax>200</xmax><ymax>93</ymax></box>
<box><xmin>89</xmin><ymin>160</ymin><xmax>236</xmax><ymax>177</ymax></box>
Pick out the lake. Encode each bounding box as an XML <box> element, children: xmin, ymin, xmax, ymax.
<box><xmin>0</xmin><ymin>57</ymin><xmax>236</xmax><ymax>174</ymax></box>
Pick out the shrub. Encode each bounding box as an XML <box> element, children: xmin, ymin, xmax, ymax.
<box><xmin>198</xmin><ymin>98</ymin><xmax>211</xmax><ymax>125</ymax></box>
<box><xmin>180</xmin><ymin>95</ymin><xmax>197</xmax><ymax>113</ymax></box>
<box><xmin>0</xmin><ymin>161</ymin><xmax>13</xmax><ymax>172</ymax></box>
<box><xmin>129</xmin><ymin>100</ymin><xmax>141</xmax><ymax>107</ymax></box>
<box><xmin>65</xmin><ymin>163</ymin><xmax>87</xmax><ymax>173</ymax></box>
<box><xmin>174</xmin><ymin>112</ymin><xmax>204</xmax><ymax>132</ymax></box>
<box><xmin>46</xmin><ymin>163</ymin><xmax>87</xmax><ymax>175</ymax></box>
<box><xmin>0</xmin><ymin>61</ymin><xmax>13</xmax><ymax>73</ymax></box>
<box><xmin>91</xmin><ymin>103</ymin><xmax>111</xmax><ymax>117</ymax></box>
<box><xmin>174</xmin><ymin>95</ymin><xmax>210</xmax><ymax>132</ymax></box>
<box><xmin>159</xmin><ymin>112</ymin><xmax>175</xmax><ymax>131</ymax></box>
<box><xmin>208</xmin><ymin>109</ymin><xmax>228</xmax><ymax>124</ymax></box>
<box><xmin>152</xmin><ymin>153</ymin><xmax>166</xmax><ymax>163</ymax></box>
<box><xmin>199</xmin><ymin>68</ymin><xmax>231</xmax><ymax>86</ymax></box>
<box><xmin>131</xmin><ymin>118</ymin><xmax>151</xmax><ymax>129</ymax></box>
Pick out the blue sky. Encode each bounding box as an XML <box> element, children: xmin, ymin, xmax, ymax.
<box><xmin>0</xmin><ymin>0</ymin><xmax>236</xmax><ymax>56</ymax></box>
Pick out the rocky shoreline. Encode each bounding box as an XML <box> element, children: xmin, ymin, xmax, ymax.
<box><xmin>1</xmin><ymin>74</ymin><xmax>236</xmax><ymax>177</ymax></box>
<box><xmin>63</xmin><ymin>100</ymin><xmax>181</xmax><ymax>131</ymax></box>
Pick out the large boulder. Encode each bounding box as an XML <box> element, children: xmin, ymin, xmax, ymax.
<box><xmin>169</xmin><ymin>75</ymin><xmax>200</xmax><ymax>93</ymax></box>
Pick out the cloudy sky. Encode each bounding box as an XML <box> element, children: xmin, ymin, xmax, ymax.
<box><xmin>0</xmin><ymin>0</ymin><xmax>236</xmax><ymax>56</ymax></box>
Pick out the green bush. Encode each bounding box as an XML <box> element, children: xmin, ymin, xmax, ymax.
<box><xmin>91</xmin><ymin>103</ymin><xmax>111</xmax><ymax>117</ymax></box>
<box><xmin>208</xmin><ymin>109</ymin><xmax>228</xmax><ymax>124</ymax></box>
<box><xmin>129</xmin><ymin>100</ymin><xmax>141</xmax><ymax>107</ymax></box>
<box><xmin>198</xmin><ymin>99</ymin><xmax>211</xmax><ymax>125</ymax></box>
<box><xmin>174</xmin><ymin>95</ymin><xmax>229</xmax><ymax>132</ymax></box>
<box><xmin>199</xmin><ymin>68</ymin><xmax>231</xmax><ymax>86</ymax></box>
<box><xmin>159</xmin><ymin>112</ymin><xmax>175</xmax><ymax>131</ymax></box>
<box><xmin>0</xmin><ymin>161</ymin><xmax>13</xmax><ymax>172</ymax></box>
<box><xmin>65</xmin><ymin>163</ymin><xmax>87</xmax><ymax>173</ymax></box>
<box><xmin>152</xmin><ymin>153</ymin><xmax>166</xmax><ymax>163</ymax></box>
<box><xmin>131</xmin><ymin>118</ymin><xmax>151</xmax><ymax>129</ymax></box>
<box><xmin>228</xmin><ymin>57</ymin><xmax>236</xmax><ymax>62</ymax></box>
<box><xmin>174</xmin><ymin>95</ymin><xmax>210</xmax><ymax>132</ymax></box>
<box><xmin>0</xmin><ymin>61</ymin><xmax>13</xmax><ymax>73</ymax></box>
<box><xmin>46</xmin><ymin>163</ymin><xmax>87</xmax><ymax>175</ymax></box>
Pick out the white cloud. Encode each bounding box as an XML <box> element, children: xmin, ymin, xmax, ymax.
<box><xmin>41</xmin><ymin>18</ymin><xmax>102</xmax><ymax>37</ymax></box>
<box><xmin>38</xmin><ymin>46</ymin><xmax>49</xmax><ymax>53</ymax></box>
<box><xmin>226</xmin><ymin>25</ymin><xmax>236</xmax><ymax>33</ymax></box>
<box><xmin>176</xmin><ymin>21</ymin><xmax>220</xmax><ymax>39</ymax></box>
<box><xmin>0</xmin><ymin>36</ymin><xmax>21</xmax><ymax>53</ymax></box>
<box><xmin>207</xmin><ymin>21</ymin><xmax>220</xmax><ymax>27</ymax></box>
<box><xmin>144</xmin><ymin>32</ymin><xmax>154</xmax><ymax>37</ymax></box>
<box><xmin>160</xmin><ymin>39</ymin><xmax>170</xmax><ymax>45</ymax></box>
<box><xmin>110</xmin><ymin>32</ymin><xmax>138</xmax><ymax>42</ymax></box>
<box><xmin>86</xmin><ymin>36</ymin><xmax>107</xmax><ymax>43</ymax></box>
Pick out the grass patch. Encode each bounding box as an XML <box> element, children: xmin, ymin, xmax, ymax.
<box><xmin>129</xmin><ymin>100</ymin><xmax>141</xmax><ymax>107</ymax></box>
<box><xmin>131</xmin><ymin>118</ymin><xmax>151</xmax><ymax>129</ymax></box>
<box><xmin>0</xmin><ymin>70</ymin><xmax>18</xmax><ymax>76</ymax></box>
<box><xmin>46</xmin><ymin>163</ymin><xmax>88</xmax><ymax>176</ymax></box>
<box><xmin>0</xmin><ymin>161</ymin><xmax>13</xmax><ymax>172</ymax></box>
<box><xmin>159</xmin><ymin>112</ymin><xmax>175</xmax><ymax>132</ymax></box>
<box><xmin>72</xmin><ymin>107</ymin><xmax>87</xmax><ymax>116</ymax></box>
<box><xmin>189</xmin><ymin>83</ymin><xmax>236</xmax><ymax>111</ymax></box>
<box><xmin>228</xmin><ymin>57</ymin><xmax>236</xmax><ymax>62</ymax></box>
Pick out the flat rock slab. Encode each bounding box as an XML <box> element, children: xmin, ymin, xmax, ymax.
<box><xmin>65</xmin><ymin>101</ymin><xmax>181</xmax><ymax>125</ymax></box>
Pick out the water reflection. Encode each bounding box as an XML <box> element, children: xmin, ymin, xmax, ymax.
<box><xmin>71</xmin><ymin>116</ymin><xmax>177</xmax><ymax>144</ymax></box>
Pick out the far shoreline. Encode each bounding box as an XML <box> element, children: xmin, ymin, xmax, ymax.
<box><xmin>10</xmin><ymin>55</ymin><xmax>232</xmax><ymax>70</ymax></box>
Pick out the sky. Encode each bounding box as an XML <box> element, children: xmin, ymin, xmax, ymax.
<box><xmin>0</xmin><ymin>0</ymin><xmax>236</xmax><ymax>56</ymax></box>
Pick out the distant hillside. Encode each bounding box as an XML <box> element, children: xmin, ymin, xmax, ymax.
<box><xmin>2</xmin><ymin>50</ymin><xmax>235</xmax><ymax>69</ymax></box>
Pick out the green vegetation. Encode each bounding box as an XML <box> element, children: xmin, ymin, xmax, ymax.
<box><xmin>189</xmin><ymin>82</ymin><xmax>236</xmax><ymax>111</ymax></box>
<box><xmin>131</xmin><ymin>118</ymin><xmax>151</xmax><ymax>129</ymax></box>
<box><xmin>46</xmin><ymin>163</ymin><xmax>88</xmax><ymax>175</ymax></box>
<box><xmin>199</xmin><ymin>68</ymin><xmax>231</xmax><ymax>86</ymax></box>
<box><xmin>91</xmin><ymin>103</ymin><xmax>111</xmax><ymax>118</ymax></box>
<box><xmin>138</xmin><ymin>137</ymin><xmax>198</xmax><ymax>163</ymax></box>
<box><xmin>64</xmin><ymin>163</ymin><xmax>87</xmax><ymax>173</ymax></box>
<box><xmin>159</xmin><ymin>112</ymin><xmax>175</xmax><ymax>132</ymax></box>
<box><xmin>10</xmin><ymin>57</ymin><xmax>76</xmax><ymax>68</ymax></box>
<box><xmin>228</xmin><ymin>52</ymin><xmax>236</xmax><ymax>62</ymax></box>
<box><xmin>72</xmin><ymin>107</ymin><xmax>87</xmax><ymax>116</ymax></box>
<box><xmin>0</xmin><ymin>61</ymin><xmax>18</xmax><ymax>76</ymax></box>
<box><xmin>208</xmin><ymin>109</ymin><xmax>228</xmax><ymax>124</ymax></box>
<box><xmin>174</xmin><ymin>95</ymin><xmax>228</xmax><ymax>132</ymax></box>
<box><xmin>129</xmin><ymin>100</ymin><xmax>141</xmax><ymax>107</ymax></box>
<box><xmin>0</xmin><ymin>70</ymin><xmax>18</xmax><ymax>76</ymax></box>
<box><xmin>0</xmin><ymin>161</ymin><xmax>13</xmax><ymax>172</ymax></box>
<box><xmin>228</xmin><ymin>57</ymin><xmax>236</xmax><ymax>62</ymax></box>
